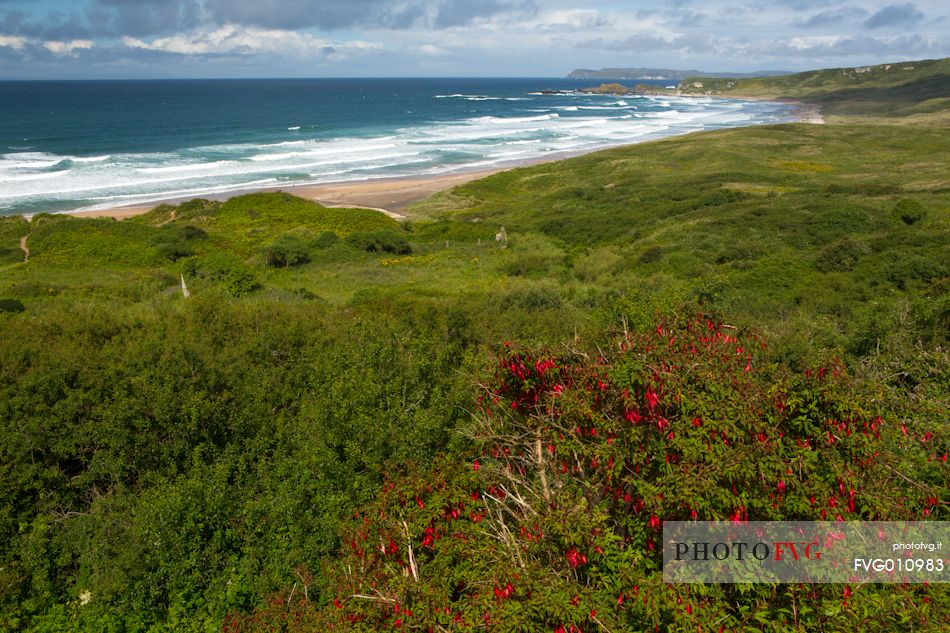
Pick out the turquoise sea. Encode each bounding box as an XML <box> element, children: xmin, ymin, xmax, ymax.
<box><xmin>0</xmin><ymin>78</ymin><xmax>795</xmax><ymax>215</ymax></box>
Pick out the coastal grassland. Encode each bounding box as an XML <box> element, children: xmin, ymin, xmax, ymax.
<box><xmin>412</xmin><ymin>122</ymin><xmax>950</xmax><ymax>342</ymax></box>
<box><xmin>0</xmin><ymin>108</ymin><xmax>948</xmax><ymax>629</ymax></box>
<box><xmin>0</xmin><ymin>216</ymin><xmax>30</xmax><ymax>266</ymax></box>
<box><xmin>679</xmin><ymin>57</ymin><xmax>950</xmax><ymax>123</ymax></box>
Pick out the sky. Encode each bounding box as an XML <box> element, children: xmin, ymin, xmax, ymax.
<box><xmin>0</xmin><ymin>1</ymin><xmax>947</xmax><ymax>78</ymax></box>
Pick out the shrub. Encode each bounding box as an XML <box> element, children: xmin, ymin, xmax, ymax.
<box><xmin>498</xmin><ymin>281</ymin><xmax>564</xmax><ymax>311</ymax></box>
<box><xmin>231</xmin><ymin>316</ymin><xmax>945</xmax><ymax>632</ymax></box>
<box><xmin>698</xmin><ymin>189</ymin><xmax>745</xmax><ymax>207</ymax></box>
<box><xmin>499</xmin><ymin>233</ymin><xmax>566</xmax><ymax>277</ymax></box>
<box><xmin>181</xmin><ymin>252</ymin><xmax>259</xmax><ymax>296</ymax></box>
<box><xmin>181</xmin><ymin>225</ymin><xmax>209</xmax><ymax>241</ymax></box>
<box><xmin>815</xmin><ymin>237</ymin><xmax>867</xmax><ymax>273</ymax></box>
<box><xmin>886</xmin><ymin>255</ymin><xmax>947</xmax><ymax>290</ymax></box>
<box><xmin>0</xmin><ymin>298</ymin><xmax>25</xmax><ymax>313</ymax></box>
<box><xmin>261</xmin><ymin>234</ymin><xmax>311</xmax><ymax>268</ymax></box>
<box><xmin>155</xmin><ymin>241</ymin><xmax>196</xmax><ymax>261</ymax></box>
<box><xmin>894</xmin><ymin>199</ymin><xmax>926</xmax><ymax>225</ymax></box>
<box><xmin>573</xmin><ymin>246</ymin><xmax>624</xmax><ymax>282</ymax></box>
<box><xmin>638</xmin><ymin>245</ymin><xmax>663</xmax><ymax>264</ymax></box>
<box><xmin>310</xmin><ymin>231</ymin><xmax>339</xmax><ymax>249</ymax></box>
<box><xmin>346</xmin><ymin>230</ymin><xmax>412</xmax><ymax>255</ymax></box>
<box><xmin>150</xmin><ymin>225</ymin><xmax>206</xmax><ymax>261</ymax></box>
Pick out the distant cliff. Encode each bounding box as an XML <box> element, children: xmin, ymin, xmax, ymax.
<box><xmin>568</xmin><ymin>68</ymin><xmax>792</xmax><ymax>81</ymax></box>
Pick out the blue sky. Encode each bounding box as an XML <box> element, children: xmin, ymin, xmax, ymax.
<box><xmin>0</xmin><ymin>1</ymin><xmax>947</xmax><ymax>78</ymax></box>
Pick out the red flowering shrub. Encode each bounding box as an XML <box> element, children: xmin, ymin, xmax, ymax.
<box><xmin>231</xmin><ymin>315</ymin><xmax>947</xmax><ymax>631</ymax></box>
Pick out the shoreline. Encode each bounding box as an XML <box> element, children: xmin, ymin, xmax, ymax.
<box><xmin>20</xmin><ymin>98</ymin><xmax>821</xmax><ymax>222</ymax></box>
<box><xmin>41</xmin><ymin>151</ymin><xmax>580</xmax><ymax>222</ymax></box>
<box><xmin>54</xmin><ymin>164</ymin><xmax>533</xmax><ymax>222</ymax></box>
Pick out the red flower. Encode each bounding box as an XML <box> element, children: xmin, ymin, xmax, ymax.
<box><xmin>565</xmin><ymin>548</ymin><xmax>587</xmax><ymax>568</ymax></box>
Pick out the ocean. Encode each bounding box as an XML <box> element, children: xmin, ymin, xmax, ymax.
<box><xmin>0</xmin><ymin>78</ymin><xmax>795</xmax><ymax>216</ymax></box>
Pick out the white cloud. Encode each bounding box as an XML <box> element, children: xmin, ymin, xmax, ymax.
<box><xmin>0</xmin><ymin>35</ymin><xmax>28</xmax><ymax>50</ymax></box>
<box><xmin>536</xmin><ymin>9</ymin><xmax>611</xmax><ymax>29</ymax></box>
<box><xmin>42</xmin><ymin>40</ymin><xmax>94</xmax><ymax>56</ymax></box>
<box><xmin>418</xmin><ymin>44</ymin><xmax>446</xmax><ymax>55</ymax></box>
<box><xmin>121</xmin><ymin>25</ymin><xmax>382</xmax><ymax>57</ymax></box>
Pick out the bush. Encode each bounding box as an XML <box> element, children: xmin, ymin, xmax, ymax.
<box><xmin>181</xmin><ymin>225</ymin><xmax>209</xmax><ymax>241</ymax></box>
<box><xmin>310</xmin><ymin>231</ymin><xmax>339</xmax><ymax>249</ymax></box>
<box><xmin>261</xmin><ymin>234</ymin><xmax>311</xmax><ymax>268</ymax></box>
<box><xmin>886</xmin><ymin>255</ymin><xmax>947</xmax><ymax>290</ymax></box>
<box><xmin>243</xmin><ymin>315</ymin><xmax>944</xmax><ymax>632</ymax></box>
<box><xmin>638</xmin><ymin>245</ymin><xmax>663</xmax><ymax>264</ymax></box>
<box><xmin>181</xmin><ymin>253</ymin><xmax>259</xmax><ymax>296</ymax></box>
<box><xmin>498</xmin><ymin>281</ymin><xmax>564</xmax><ymax>311</ymax></box>
<box><xmin>150</xmin><ymin>225</ymin><xmax>207</xmax><ymax>261</ymax></box>
<box><xmin>155</xmin><ymin>241</ymin><xmax>195</xmax><ymax>261</ymax></box>
<box><xmin>499</xmin><ymin>233</ymin><xmax>566</xmax><ymax>277</ymax></box>
<box><xmin>573</xmin><ymin>246</ymin><xmax>624</xmax><ymax>282</ymax></box>
<box><xmin>0</xmin><ymin>298</ymin><xmax>25</xmax><ymax>313</ymax></box>
<box><xmin>698</xmin><ymin>188</ymin><xmax>746</xmax><ymax>207</ymax></box>
<box><xmin>815</xmin><ymin>236</ymin><xmax>867</xmax><ymax>273</ymax></box>
<box><xmin>346</xmin><ymin>230</ymin><xmax>412</xmax><ymax>255</ymax></box>
<box><xmin>894</xmin><ymin>199</ymin><xmax>927</xmax><ymax>225</ymax></box>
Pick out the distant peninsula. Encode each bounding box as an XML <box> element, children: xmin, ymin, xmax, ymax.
<box><xmin>568</xmin><ymin>67</ymin><xmax>792</xmax><ymax>81</ymax></box>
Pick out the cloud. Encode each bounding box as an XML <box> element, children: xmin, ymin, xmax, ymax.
<box><xmin>755</xmin><ymin>32</ymin><xmax>940</xmax><ymax>57</ymax></box>
<box><xmin>204</xmin><ymin>0</ymin><xmax>391</xmax><ymax>31</ymax></box>
<box><xmin>42</xmin><ymin>39</ymin><xmax>94</xmax><ymax>56</ymax></box>
<box><xmin>0</xmin><ymin>0</ymin><xmax>546</xmax><ymax>41</ymax></box>
<box><xmin>433</xmin><ymin>0</ymin><xmax>536</xmax><ymax>28</ymax></box>
<box><xmin>202</xmin><ymin>0</ymin><xmax>537</xmax><ymax>31</ymax></box>
<box><xmin>797</xmin><ymin>7</ymin><xmax>869</xmax><ymax>27</ymax></box>
<box><xmin>773</xmin><ymin>0</ymin><xmax>844</xmax><ymax>10</ymax></box>
<box><xmin>0</xmin><ymin>33</ymin><xmax>26</xmax><ymax>50</ymax></box>
<box><xmin>577</xmin><ymin>29</ymin><xmax>943</xmax><ymax>61</ymax></box>
<box><xmin>88</xmin><ymin>0</ymin><xmax>203</xmax><ymax>37</ymax></box>
<box><xmin>0</xmin><ymin>9</ymin><xmax>91</xmax><ymax>40</ymax></box>
<box><xmin>864</xmin><ymin>3</ymin><xmax>924</xmax><ymax>29</ymax></box>
<box><xmin>528</xmin><ymin>9</ymin><xmax>610</xmax><ymax>31</ymax></box>
<box><xmin>121</xmin><ymin>25</ymin><xmax>381</xmax><ymax>57</ymax></box>
<box><xmin>576</xmin><ymin>33</ymin><xmax>698</xmax><ymax>54</ymax></box>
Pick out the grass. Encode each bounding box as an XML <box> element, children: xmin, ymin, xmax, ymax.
<box><xmin>678</xmin><ymin>56</ymin><xmax>950</xmax><ymax>123</ymax></box>
<box><xmin>410</xmin><ymin>123</ymin><xmax>949</xmax><ymax>318</ymax></box>
<box><xmin>0</xmin><ymin>216</ymin><xmax>30</xmax><ymax>266</ymax></box>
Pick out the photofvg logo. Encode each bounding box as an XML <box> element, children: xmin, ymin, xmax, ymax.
<box><xmin>663</xmin><ymin>521</ymin><xmax>948</xmax><ymax>584</ymax></box>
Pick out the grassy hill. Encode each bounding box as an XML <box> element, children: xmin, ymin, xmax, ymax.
<box><xmin>1</xmin><ymin>61</ymin><xmax>948</xmax><ymax>632</ymax></box>
<box><xmin>678</xmin><ymin>57</ymin><xmax>950</xmax><ymax>122</ymax></box>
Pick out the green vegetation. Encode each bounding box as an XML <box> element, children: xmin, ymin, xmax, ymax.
<box><xmin>679</xmin><ymin>57</ymin><xmax>950</xmax><ymax>122</ymax></box>
<box><xmin>291</xmin><ymin>317</ymin><xmax>944</xmax><ymax>632</ymax></box>
<box><xmin>1</xmin><ymin>62</ymin><xmax>948</xmax><ymax>632</ymax></box>
<box><xmin>0</xmin><ymin>216</ymin><xmax>30</xmax><ymax>266</ymax></box>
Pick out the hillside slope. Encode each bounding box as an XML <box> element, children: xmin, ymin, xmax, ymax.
<box><xmin>678</xmin><ymin>57</ymin><xmax>950</xmax><ymax>122</ymax></box>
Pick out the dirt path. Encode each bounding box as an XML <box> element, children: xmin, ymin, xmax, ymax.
<box><xmin>19</xmin><ymin>234</ymin><xmax>30</xmax><ymax>263</ymax></box>
<box><xmin>318</xmin><ymin>203</ymin><xmax>406</xmax><ymax>220</ymax></box>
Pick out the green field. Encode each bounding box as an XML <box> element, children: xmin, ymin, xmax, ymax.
<box><xmin>1</xmin><ymin>60</ymin><xmax>947</xmax><ymax>632</ymax></box>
